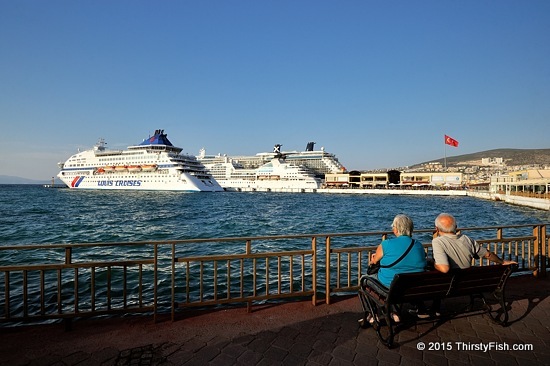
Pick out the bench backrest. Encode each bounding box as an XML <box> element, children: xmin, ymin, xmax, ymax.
<box><xmin>386</xmin><ymin>265</ymin><xmax>513</xmax><ymax>304</ymax></box>
<box><xmin>450</xmin><ymin>264</ymin><xmax>512</xmax><ymax>297</ymax></box>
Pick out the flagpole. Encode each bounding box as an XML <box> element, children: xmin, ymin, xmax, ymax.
<box><xmin>444</xmin><ymin>139</ymin><xmax>447</xmax><ymax>171</ymax></box>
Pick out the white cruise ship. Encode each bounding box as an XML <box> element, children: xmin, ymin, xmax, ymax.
<box><xmin>202</xmin><ymin>155</ymin><xmax>322</xmax><ymax>192</ymax></box>
<box><xmin>57</xmin><ymin>129</ymin><xmax>224</xmax><ymax>192</ymax></box>
<box><xmin>198</xmin><ymin>142</ymin><xmax>346</xmax><ymax>178</ymax></box>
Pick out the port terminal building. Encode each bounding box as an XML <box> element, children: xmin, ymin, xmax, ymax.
<box><xmin>490</xmin><ymin>169</ymin><xmax>550</xmax><ymax>198</ymax></box>
<box><xmin>324</xmin><ymin>171</ymin><xmax>463</xmax><ymax>189</ymax></box>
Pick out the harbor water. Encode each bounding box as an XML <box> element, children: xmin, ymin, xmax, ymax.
<box><xmin>1</xmin><ymin>184</ymin><xmax>550</xmax><ymax>248</ymax></box>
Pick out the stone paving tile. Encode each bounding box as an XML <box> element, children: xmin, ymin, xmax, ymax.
<box><xmin>307</xmin><ymin>349</ymin><xmax>333</xmax><ymax>365</ymax></box>
<box><xmin>282</xmin><ymin>352</ymin><xmax>308</xmax><ymax>366</ymax></box>
<box><xmin>423</xmin><ymin>351</ymin><xmax>449</xmax><ymax>366</ymax></box>
<box><xmin>351</xmin><ymin>355</ymin><xmax>380</xmax><ymax>366</ymax></box>
<box><xmin>220</xmin><ymin>343</ymin><xmax>248</xmax><ymax>359</ymax></box>
<box><xmin>236</xmin><ymin>350</ymin><xmax>263</xmax><ymax>366</ymax></box>
<box><xmin>396</xmin><ymin>345</ymin><xmax>423</xmax><ymax>362</ymax></box>
<box><xmin>376</xmin><ymin>348</ymin><xmax>401</xmax><ymax>364</ymax></box>
<box><xmin>332</xmin><ymin>344</ymin><xmax>355</xmax><ymax>362</ymax></box>
<box><xmin>209</xmin><ymin>352</ymin><xmax>237</xmax><ymax>366</ymax></box>
<box><xmin>289</xmin><ymin>341</ymin><xmax>315</xmax><ymax>359</ymax></box>
<box><xmin>27</xmin><ymin>354</ymin><xmax>63</xmax><ymax>366</ymax></box>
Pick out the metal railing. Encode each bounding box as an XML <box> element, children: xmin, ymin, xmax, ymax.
<box><xmin>0</xmin><ymin>224</ymin><xmax>547</xmax><ymax>326</ymax></box>
<box><xmin>509</xmin><ymin>191</ymin><xmax>550</xmax><ymax>200</ymax></box>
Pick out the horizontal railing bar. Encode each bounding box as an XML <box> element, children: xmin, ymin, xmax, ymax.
<box><xmin>176</xmin><ymin>250</ymin><xmax>314</xmax><ymax>262</ymax></box>
<box><xmin>331</xmin><ymin>246</ymin><xmax>377</xmax><ymax>254</ymax></box>
<box><xmin>477</xmin><ymin>236</ymin><xmax>536</xmax><ymax>243</ymax></box>
<box><xmin>0</xmin><ymin>260</ymin><xmax>154</xmax><ymax>272</ymax></box>
<box><xmin>2</xmin><ymin>223</ymin><xmax>544</xmax><ymax>251</ymax></box>
<box><xmin>178</xmin><ymin>291</ymin><xmax>316</xmax><ymax>308</ymax></box>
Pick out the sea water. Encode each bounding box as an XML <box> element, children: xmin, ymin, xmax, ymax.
<box><xmin>1</xmin><ymin>184</ymin><xmax>549</xmax><ymax>249</ymax></box>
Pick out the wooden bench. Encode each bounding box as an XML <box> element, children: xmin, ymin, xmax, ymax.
<box><xmin>357</xmin><ymin>264</ymin><xmax>514</xmax><ymax>348</ymax></box>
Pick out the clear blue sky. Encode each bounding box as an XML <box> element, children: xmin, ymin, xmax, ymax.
<box><xmin>1</xmin><ymin>1</ymin><xmax>549</xmax><ymax>180</ymax></box>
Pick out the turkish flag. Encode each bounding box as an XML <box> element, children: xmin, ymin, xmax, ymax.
<box><xmin>444</xmin><ymin>135</ymin><xmax>459</xmax><ymax>147</ymax></box>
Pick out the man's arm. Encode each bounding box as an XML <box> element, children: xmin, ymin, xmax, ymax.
<box><xmin>432</xmin><ymin>239</ymin><xmax>450</xmax><ymax>273</ymax></box>
<box><xmin>483</xmin><ymin>251</ymin><xmax>517</xmax><ymax>265</ymax></box>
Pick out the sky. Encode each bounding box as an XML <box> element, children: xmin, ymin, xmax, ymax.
<box><xmin>1</xmin><ymin>1</ymin><xmax>549</xmax><ymax>180</ymax></box>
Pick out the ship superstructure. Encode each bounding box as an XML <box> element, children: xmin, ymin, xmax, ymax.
<box><xmin>57</xmin><ymin>129</ymin><xmax>223</xmax><ymax>191</ymax></box>
<box><xmin>198</xmin><ymin>142</ymin><xmax>346</xmax><ymax>178</ymax></box>
<box><xmin>202</xmin><ymin>157</ymin><xmax>322</xmax><ymax>192</ymax></box>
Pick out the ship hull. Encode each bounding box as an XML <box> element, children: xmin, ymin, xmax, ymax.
<box><xmin>58</xmin><ymin>171</ymin><xmax>222</xmax><ymax>192</ymax></box>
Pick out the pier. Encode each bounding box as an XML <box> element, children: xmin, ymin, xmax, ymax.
<box><xmin>1</xmin><ymin>224</ymin><xmax>549</xmax><ymax>364</ymax></box>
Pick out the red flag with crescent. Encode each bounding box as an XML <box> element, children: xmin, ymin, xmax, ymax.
<box><xmin>444</xmin><ymin>135</ymin><xmax>459</xmax><ymax>147</ymax></box>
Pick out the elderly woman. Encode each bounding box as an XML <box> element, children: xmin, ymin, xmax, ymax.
<box><xmin>366</xmin><ymin>214</ymin><xmax>427</xmax><ymax>323</ymax></box>
<box><xmin>370</xmin><ymin>214</ymin><xmax>427</xmax><ymax>288</ymax></box>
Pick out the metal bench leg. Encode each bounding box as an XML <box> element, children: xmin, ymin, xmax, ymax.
<box><xmin>485</xmin><ymin>289</ymin><xmax>509</xmax><ymax>325</ymax></box>
<box><xmin>357</xmin><ymin>289</ymin><xmax>379</xmax><ymax>329</ymax></box>
<box><xmin>374</xmin><ymin>303</ymin><xmax>395</xmax><ymax>348</ymax></box>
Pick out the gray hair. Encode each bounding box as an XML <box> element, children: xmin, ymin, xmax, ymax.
<box><xmin>392</xmin><ymin>214</ymin><xmax>414</xmax><ymax>236</ymax></box>
<box><xmin>435</xmin><ymin>213</ymin><xmax>457</xmax><ymax>233</ymax></box>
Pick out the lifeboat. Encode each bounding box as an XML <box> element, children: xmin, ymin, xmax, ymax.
<box><xmin>270</xmin><ymin>175</ymin><xmax>280</xmax><ymax>180</ymax></box>
<box><xmin>104</xmin><ymin>165</ymin><xmax>116</xmax><ymax>172</ymax></box>
<box><xmin>127</xmin><ymin>165</ymin><xmax>142</xmax><ymax>172</ymax></box>
<box><xmin>114</xmin><ymin>165</ymin><xmax>127</xmax><ymax>172</ymax></box>
<box><xmin>141</xmin><ymin>164</ymin><xmax>157</xmax><ymax>172</ymax></box>
<box><xmin>96</xmin><ymin>168</ymin><xmax>105</xmax><ymax>174</ymax></box>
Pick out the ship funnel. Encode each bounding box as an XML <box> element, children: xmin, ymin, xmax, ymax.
<box><xmin>306</xmin><ymin>142</ymin><xmax>316</xmax><ymax>151</ymax></box>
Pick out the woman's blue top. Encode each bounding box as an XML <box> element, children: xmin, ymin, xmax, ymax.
<box><xmin>377</xmin><ymin>235</ymin><xmax>427</xmax><ymax>288</ymax></box>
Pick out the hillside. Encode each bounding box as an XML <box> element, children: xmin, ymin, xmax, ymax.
<box><xmin>415</xmin><ymin>148</ymin><xmax>550</xmax><ymax>168</ymax></box>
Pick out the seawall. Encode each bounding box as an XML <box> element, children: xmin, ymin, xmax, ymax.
<box><xmin>226</xmin><ymin>187</ymin><xmax>550</xmax><ymax>210</ymax></box>
<box><xmin>468</xmin><ymin>191</ymin><xmax>550</xmax><ymax>210</ymax></box>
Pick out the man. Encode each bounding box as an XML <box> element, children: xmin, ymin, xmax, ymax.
<box><xmin>414</xmin><ymin>213</ymin><xmax>518</xmax><ymax>318</ymax></box>
<box><xmin>432</xmin><ymin>213</ymin><xmax>516</xmax><ymax>273</ymax></box>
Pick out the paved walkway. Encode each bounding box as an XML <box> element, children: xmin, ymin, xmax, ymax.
<box><xmin>1</xmin><ymin>275</ymin><xmax>549</xmax><ymax>366</ymax></box>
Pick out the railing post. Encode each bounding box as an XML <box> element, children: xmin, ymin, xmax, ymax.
<box><xmin>542</xmin><ymin>224</ymin><xmax>547</xmax><ymax>277</ymax></box>
<box><xmin>154</xmin><ymin>243</ymin><xmax>158</xmax><ymax>323</ymax></box>
<box><xmin>325</xmin><ymin>236</ymin><xmax>331</xmax><ymax>305</ymax></box>
<box><xmin>171</xmin><ymin>243</ymin><xmax>176</xmax><ymax>322</ymax></box>
<box><xmin>533</xmin><ymin>225</ymin><xmax>547</xmax><ymax>278</ymax></box>
<box><xmin>246</xmin><ymin>240</ymin><xmax>252</xmax><ymax>313</ymax></box>
<box><xmin>311</xmin><ymin>237</ymin><xmax>317</xmax><ymax>306</ymax></box>
<box><xmin>65</xmin><ymin>247</ymin><xmax>72</xmax><ymax>264</ymax></box>
<box><xmin>533</xmin><ymin>225</ymin><xmax>541</xmax><ymax>278</ymax></box>
<box><xmin>64</xmin><ymin>247</ymin><xmax>72</xmax><ymax>331</ymax></box>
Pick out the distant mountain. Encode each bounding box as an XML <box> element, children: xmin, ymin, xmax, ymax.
<box><xmin>0</xmin><ymin>175</ymin><xmax>58</xmax><ymax>185</ymax></box>
<box><xmin>415</xmin><ymin>148</ymin><xmax>550</xmax><ymax>167</ymax></box>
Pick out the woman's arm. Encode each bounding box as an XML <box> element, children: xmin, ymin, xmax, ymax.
<box><xmin>371</xmin><ymin>244</ymin><xmax>384</xmax><ymax>264</ymax></box>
